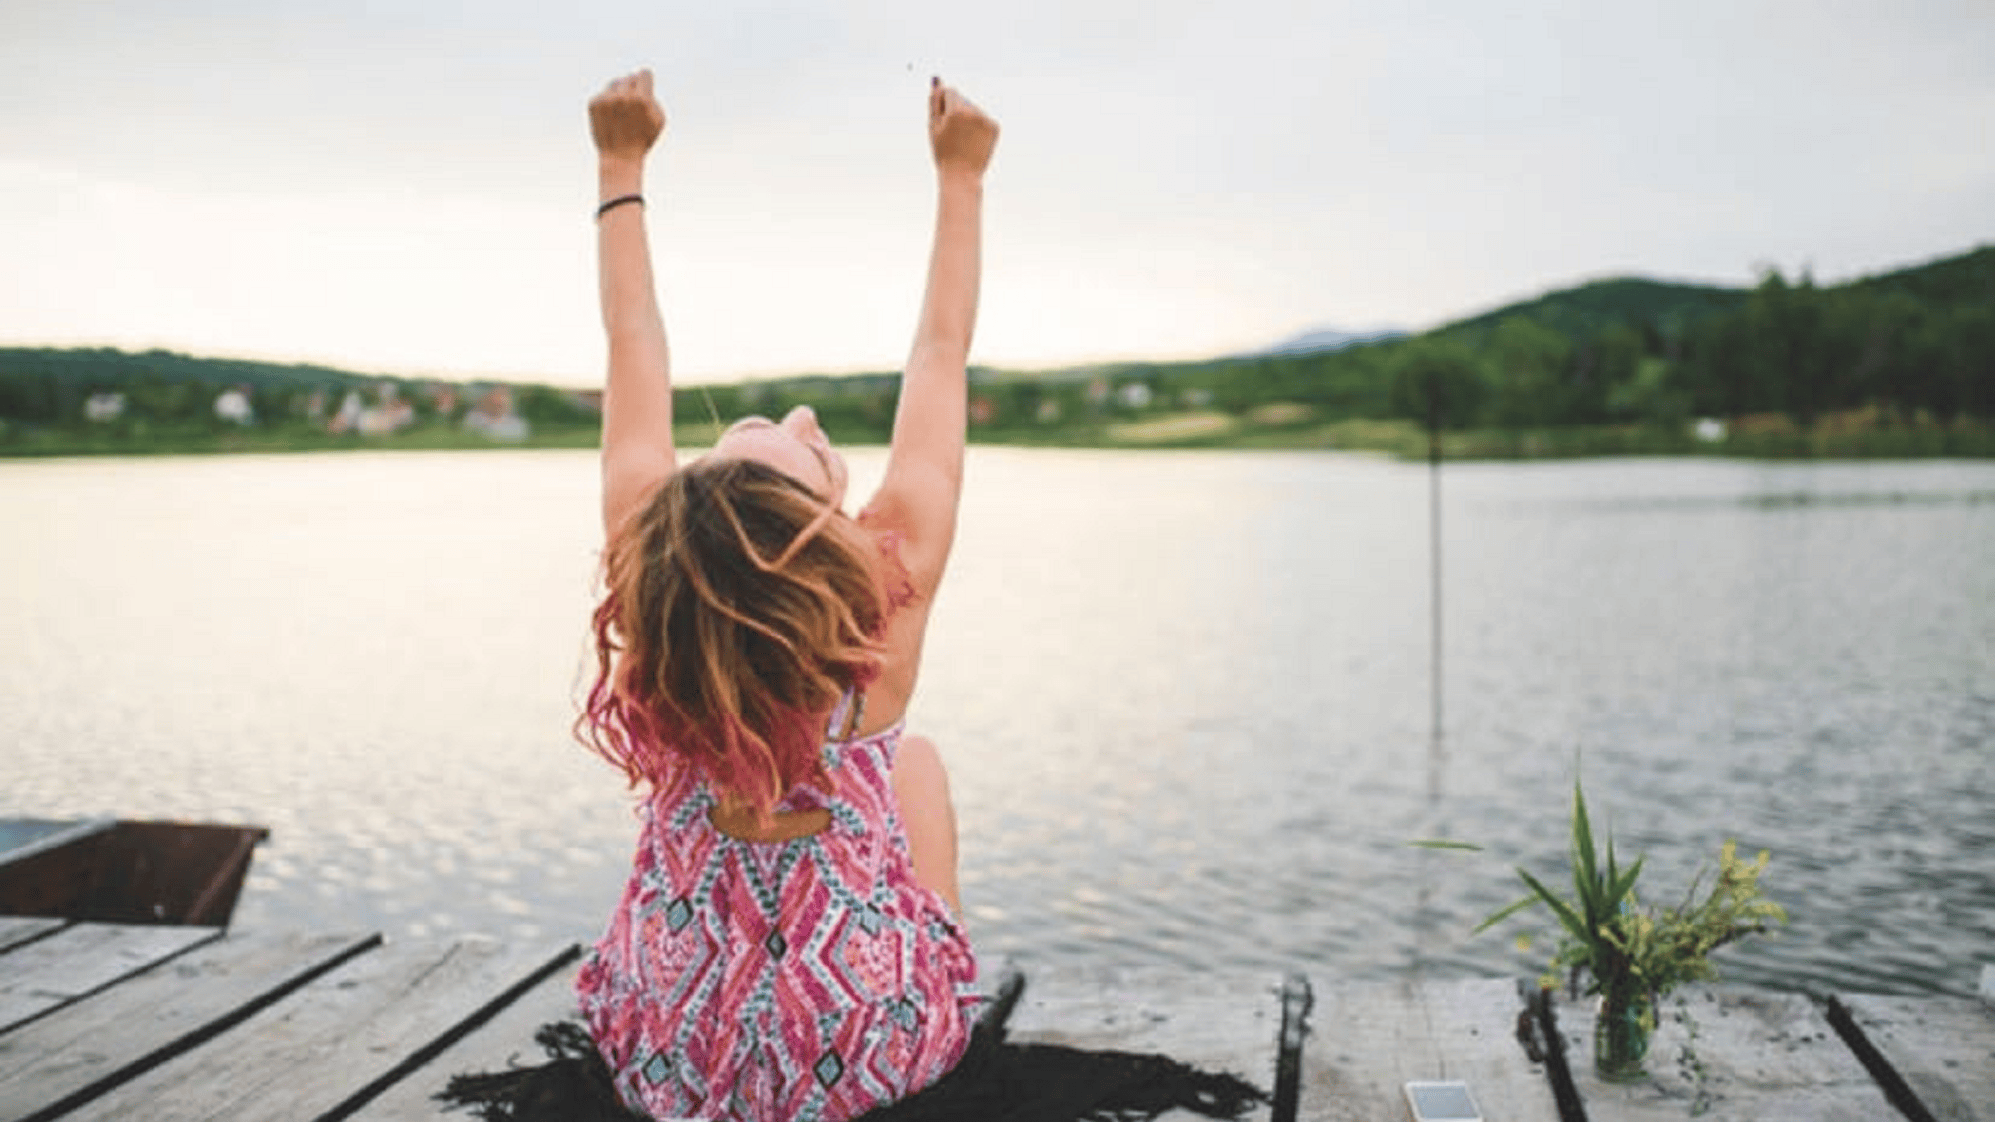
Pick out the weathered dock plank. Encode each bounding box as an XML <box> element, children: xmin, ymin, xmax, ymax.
<box><xmin>1554</xmin><ymin>985</ymin><xmax>1893</xmax><ymax>1122</ymax></box>
<box><xmin>1298</xmin><ymin>977</ymin><xmax>1555</xmax><ymax>1122</ymax></box>
<box><xmin>366</xmin><ymin>963</ymin><xmax>1287</xmax><ymax>1121</ymax></box>
<box><xmin>1830</xmin><ymin>992</ymin><xmax>1995</xmax><ymax>1122</ymax></box>
<box><xmin>1006</xmin><ymin>966</ymin><xmax>1285</xmax><ymax>1122</ymax></box>
<box><xmin>2</xmin><ymin>917</ymin><xmax>1973</xmax><ymax>1122</ymax></box>
<box><xmin>0</xmin><ymin>922</ymin><xmax>219</xmax><ymax>1035</ymax></box>
<box><xmin>349</xmin><ymin>959</ymin><xmax>585</xmax><ymax>1122</ymax></box>
<box><xmin>0</xmin><ymin>930</ymin><xmax>377</xmax><ymax>1122</ymax></box>
<box><xmin>0</xmin><ymin>918</ymin><xmax>63</xmax><ymax>955</ymax></box>
<box><xmin>62</xmin><ymin>936</ymin><xmax>575</xmax><ymax>1122</ymax></box>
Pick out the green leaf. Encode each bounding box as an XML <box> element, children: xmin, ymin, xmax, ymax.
<box><xmin>1518</xmin><ymin>867</ymin><xmax>1589</xmax><ymax>946</ymax></box>
<box><xmin>1609</xmin><ymin>856</ymin><xmax>1645</xmax><ymax>908</ymax></box>
<box><xmin>1474</xmin><ymin>893</ymin><xmax>1540</xmax><ymax>933</ymax></box>
<box><xmin>1571</xmin><ymin>780</ymin><xmax>1602</xmax><ymax>914</ymax></box>
<box><xmin>1407</xmin><ymin>839</ymin><xmax>1484</xmax><ymax>851</ymax></box>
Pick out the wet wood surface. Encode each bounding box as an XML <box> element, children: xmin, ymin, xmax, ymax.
<box><xmin>60</xmin><ymin>935</ymin><xmax>573</xmax><ymax>1122</ymax></box>
<box><xmin>1</xmin><ymin>923</ymin><xmax>1986</xmax><ymax>1122</ymax></box>
<box><xmin>1832</xmin><ymin>991</ymin><xmax>1995</xmax><ymax>1122</ymax></box>
<box><xmin>347</xmin><ymin>957</ymin><xmax>584</xmax><ymax>1122</ymax></box>
<box><xmin>1298</xmin><ymin>976</ymin><xmax>1557</xmax><ymax>1122</ymax></box>
<box><xmin>1551</xmin><ymin>985</ymin><xmax>1896</xmax><ymax>1122</ymax></box>
<box><xmin>1006</xmin><ymin>966</ymin><xmax>1286</xmax><ymax>1122</ymax></box>
<box><xmin>0</xmin><ymin>923</ymin><xmax>218</xmax><ymax>1035</ymax></box>
<box><xmin>0</xmin><ymin>919</ymin><xmax>62</xmax><ymax>955</ymax></box>
<box><xmin>0</xmin><ymin>931</ymin><xmax>377</xmax><ymax>1122</ymax></box>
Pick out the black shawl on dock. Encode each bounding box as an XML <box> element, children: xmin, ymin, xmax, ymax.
<box><xmin>437</xmin><ymin>970</ymin><xmax>1266</xmax><ymax>1122</ymax></box>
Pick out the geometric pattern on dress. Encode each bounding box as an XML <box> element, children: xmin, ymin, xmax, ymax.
<box><xmin>576</xmin><ymin>695</ymin><xmax>982</xmax><ymax>1122</ymax></box>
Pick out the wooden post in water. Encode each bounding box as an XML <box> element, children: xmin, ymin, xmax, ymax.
<box><xmin>1426</xmin><ymin>371</ymin><xmax>1444</xmax><ymax>808</ymax></box>
<box><xmin>1413</xmin><ymin>366</ymin><xmax>1448</xmax><ymax>980</ymax></box>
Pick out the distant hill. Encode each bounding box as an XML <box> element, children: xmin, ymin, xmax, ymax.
<box><xmin>1849</xmin><ymin>244</ymin><xmax>1994</xmax><ymax>306</ymax></box>
<box><xmin>1009</xmin><ymin>241</ymin><xmax>1994</xmax><ymax>432</ymax></box>
<box><xmin>0</xmin><ymin>346</ymin><xmax>379</xmax><ymax>392</ymax></box>
<box><xmin>5</xmin><ymin>242</ymin><xmax>1988</xmax><ymax>456</ymax></box>
<box><xmin>1427</xmin><ymin>244</ymin><xmax>1993</xmax><ymax>345</ymax></box>
<box><xmin>1435</xmin><ymin>275</ymin><xmax>1749</xmax><ymax>342</ymax></box>
<box><xmin>1259</xmin><ymin>325</ymin><xmax>1407</xmax><ymax>357</ymax></box>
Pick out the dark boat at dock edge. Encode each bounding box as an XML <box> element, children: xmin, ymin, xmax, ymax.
<box><xmin>0</xmin><ymin>817</ymin><xmax>267</xmax><ymax>928</ymax></box>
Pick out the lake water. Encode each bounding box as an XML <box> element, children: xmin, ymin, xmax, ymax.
<box><xmin>5</xmin><ymin>450</ymin><xmax>1991</xmax><ymax>997</ymax></box>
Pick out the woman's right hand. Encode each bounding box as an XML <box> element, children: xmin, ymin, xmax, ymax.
<box><xmin>928</xmin><ymin>79</ymin><xmax>998</xmax><ymax>179</ymax></box>
<box><xmin>590</xmin><ymin>70</ymin><xmax>666</xmax><ymax>165</ymax></box>
<box><xmin>591</xmin><ymin>68</ymin><xmax>674</xmax><ymax>540</ymax></box>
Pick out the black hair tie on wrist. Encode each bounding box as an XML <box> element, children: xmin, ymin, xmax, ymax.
<box><xmin>596</xmin><ymin>193</ymin><xmax>645</xmax><ymax>219</ymax></box>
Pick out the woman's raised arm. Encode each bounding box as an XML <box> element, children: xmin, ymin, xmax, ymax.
<box><xmin>589</xmin><ymin>70</ymin><xmax>673</xmax><ymax>540</ymax></box>
<box><xmin>866</xmin><ymin>80</ymin><xmax>999</xmax><ymax>594</ymax></box>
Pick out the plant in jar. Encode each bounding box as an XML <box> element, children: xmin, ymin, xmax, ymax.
<box><xmin>1475</xmin><ymin>780</ymin><xmax>1786</xmax><ymax>1082</ymax></box>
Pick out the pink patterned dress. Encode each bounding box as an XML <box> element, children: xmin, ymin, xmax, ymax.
<box><xmin>576</xmin><ymin>696</ymin><xmax>982</xmax><ymax>1122</ymax></box>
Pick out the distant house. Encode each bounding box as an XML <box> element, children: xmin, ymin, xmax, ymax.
<box><xmin>969</xmin><ymin>396</ymin><xmax>998</xmax><ymax>425</ymax></box>
<box><xmin>464</xmin><ymin>385</ymin><xmax>529</xmax><ymax>442</ymax></box>
<box><xmin>214</xmin><ymin>387</ymin><xmax>255</xmax><ymax>425</ymax></box>
<box><xmin>1115</xmin><ymin>382</ymin><xmax>1153</xmax><ymax>409</ymax></box>
<box><xmin>329</xmin><ymin>390</ymin><xmax>366</xmax><ymax>434</ymax></box>
<box><xmin>358</xmin><ymin>398</ymin><xmax>414</xmax><ymax>436</ymax></box>
<box><xmin>328</xmin><ymin>384</ymin><xmax>414</xmax><ymax>436</ymax></box>
<box><xmin>84</xmin><ymin>392</ymin><xmax>127</xmax><ymax>423</ymax></box>
<box><xmin>425</xmin><ymin>382</ymin><xmax>460</xmax><ymax>418</ymax></box>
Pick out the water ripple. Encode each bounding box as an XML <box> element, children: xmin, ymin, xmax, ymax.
<box><xmin>5</xmin><ymin>451</ymin><xmax>1992</xmax><ymax>996</ymax></box>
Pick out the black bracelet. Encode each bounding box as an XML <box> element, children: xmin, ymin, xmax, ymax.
<box><xmin>595</xmin><ymin>193</ymin><xmax>645</xmax><ymax>219</ymax></box>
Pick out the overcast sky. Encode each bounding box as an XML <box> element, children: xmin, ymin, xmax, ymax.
<box><xmin>2</xmin><ymin>1</ymin><xmax>1989</xmax><ymax>385</ymax></box>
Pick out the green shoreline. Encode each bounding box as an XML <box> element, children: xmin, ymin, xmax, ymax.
<box><xmin>10</xmin><ymin>245</ymin><xmax>1989</xmax><ymax>462</ymax></box>
<box><xmin>4</xmin><ymin>413</ymin><xmax>1989</xmax><ymax>460</ymax></box>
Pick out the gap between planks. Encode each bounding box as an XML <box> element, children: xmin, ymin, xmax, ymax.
<box><xmin>0</xmin><ymin>918</ymin><xmax>66</xmax><ymax>956</ymax></box>
<box><xmin>1548</xmin><ymin>985</ymin><xmax>1896</xmax><ymax>1122</ymax></box>
<box><xmin>0</xmin><ymin>923</ymin><xmax>220</xmax><ymax>1036</ymax></box>
<box><xmin>0</xmin><ymin>930</ymin><xmax>380</xmax><ymax>1122</ymax></box>
<box><xmin>1826</xmin><ymin>991</ymin><xmax>1995</xmax><ymax>1122</ymax></box>
<box><xmin>57</xmin><ymin>936</ymin><xmax>575</xmax><ymax>1122</ymax></box>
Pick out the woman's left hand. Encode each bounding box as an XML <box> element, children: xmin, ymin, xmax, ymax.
<box><xmin>928</xmin><ymin>79</ymin><xmax>998</xmax><ymax>180</ymax></box>
<box><xmin>590</xmin><ymin>69</ymin><xmax>666</xmax><ymax>165</ymax></box>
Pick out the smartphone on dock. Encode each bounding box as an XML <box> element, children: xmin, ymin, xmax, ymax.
<box><xmin>1404</xmin><ymin>1080</ymin><xmax>1481</xmax><ymax>1122</ymax></box>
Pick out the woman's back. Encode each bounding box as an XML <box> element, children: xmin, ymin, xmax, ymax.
<box><xmin>576</xmin><ymin>696</ymin><xmax>980</xmax><ymax>1122</ymax></box>
<box><xmin>578</xmin><ymin>68</ymin><xmax>997</xmax><ymax>1122</ymax></box>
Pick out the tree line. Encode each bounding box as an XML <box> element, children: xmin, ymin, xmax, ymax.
<box><xmin>4</xmin><ymin>244</ymin><xmax>1987</xmax><ymax>451</ymax></box>
<box><xmin>0</xmin><ymin>347</ymin><xmax>601</xmax><ymax>445</ymax></box>
<box><xmin>1179</xmin><ymin>246</ymin><xmax>1992</xmax><ymax>432</ymax></box>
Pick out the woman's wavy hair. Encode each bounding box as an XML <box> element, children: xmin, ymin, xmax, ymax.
<box><xmin>580</xmin><ymin>458</ymin><xmax>895</xmax><ymax>817</ymax></box>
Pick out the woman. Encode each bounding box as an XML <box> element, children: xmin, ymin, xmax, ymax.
<box><xmin>572</xmin><ymin>69</ymin><xmax>999</xmax><ymax>1122</ymax></box>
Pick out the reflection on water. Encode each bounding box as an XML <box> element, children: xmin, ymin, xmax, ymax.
<box><xmin>5</xmin><ymin>451</ymin><xmax>1991</xmax><ymax>996</ymax></box>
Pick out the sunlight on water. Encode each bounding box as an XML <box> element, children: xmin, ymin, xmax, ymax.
<box><xmin>5</xmin><ymin>451</ymin><xmax>1991</xmax><ymax>995</ymax></box>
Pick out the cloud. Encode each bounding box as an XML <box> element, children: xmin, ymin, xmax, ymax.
<box><xmin>2</xmin><ymin>0</ymin><xmax>1990</xmax><ymax>379</ymax></box>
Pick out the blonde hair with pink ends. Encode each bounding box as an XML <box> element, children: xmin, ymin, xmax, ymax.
<box><xmin>580</xmin><ymin>458</ymin><xmax>894</xmax><ymax>817</ymax></box>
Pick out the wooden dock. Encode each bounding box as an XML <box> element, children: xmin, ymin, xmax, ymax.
<box><xmin>1</xmin><ymin>918</ymin><xmax>1989</xmax><ymax>1121</ymax></box>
